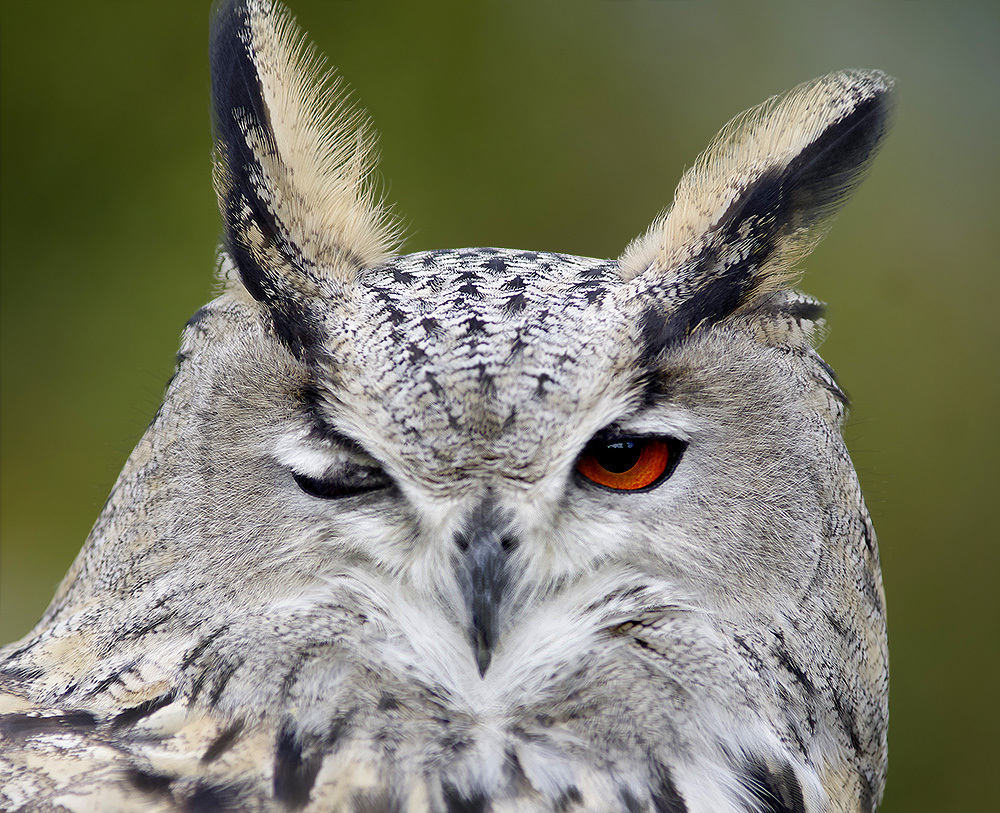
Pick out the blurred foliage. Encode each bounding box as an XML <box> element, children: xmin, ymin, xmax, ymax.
<box><xmin>1</xmin><ymin>1</ymin><xmax>997</xmax><ymax>809</ymax></box>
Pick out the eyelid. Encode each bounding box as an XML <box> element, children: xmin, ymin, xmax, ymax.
<box><xmin>293</xmin><ymin>465</ymin><xmax>390</xmax><ymax>500</ymax></box>
<box><xmin>589</xmin><ymin>425</ymin><xmax>663</xmax><ymax>443</ymax></box>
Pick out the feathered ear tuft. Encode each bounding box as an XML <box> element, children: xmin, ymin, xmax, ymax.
<box><xmin>210</xmin><ymin>0</ymin><xmax>398</xmax><ymax>353</ymax></box>
<box><xmin>619</xmin><ymin>70</ymin><xmax>894</xmax><ymax>330</ymax></box>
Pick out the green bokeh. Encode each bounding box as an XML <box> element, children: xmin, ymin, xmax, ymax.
<box><xmin>1</xmin><ymin>2</ymin><xmax>997</xmax><ymax>809</ymax></box>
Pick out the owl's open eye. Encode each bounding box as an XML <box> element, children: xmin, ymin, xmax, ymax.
<box><xmin>293</xmin><ymin>463</ymin><xmax>390</xmax><ymax>499</ymax></box>
<box><xmin>576</xmin><ymin>437</ymin><xmax>683</xmax><ymax>491</ymax></box>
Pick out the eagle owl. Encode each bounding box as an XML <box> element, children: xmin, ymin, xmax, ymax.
<box><xmin>0</xmin><ymin>1</ymin><xmax>893</xmax><ymax>811</ymax></box>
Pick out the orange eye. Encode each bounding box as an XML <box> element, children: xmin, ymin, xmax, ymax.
<box><xmin>576</xmin><ymin>438</ymin><xmax>674</xmax><ymax>491</ymax></box>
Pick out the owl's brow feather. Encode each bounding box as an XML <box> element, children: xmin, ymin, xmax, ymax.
<box><xmin>297</xmin><ymin>380</ymin><xmax>372</xmax><ymax>453</ymax></box>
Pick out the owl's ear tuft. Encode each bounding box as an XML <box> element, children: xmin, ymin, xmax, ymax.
<box><xmin>619</xmin><ymin>70</ymin><xmax>894</xmax><ymax>337</ymax></box>
<box><xmin>210</xmin><ymin>0</ymin><xmax>398</xmax><ymax>354</ymax></box>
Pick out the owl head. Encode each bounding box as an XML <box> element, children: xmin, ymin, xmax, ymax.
<box><xmin>200</xmin><ymin>0</ymin><xmax>892</xmax><ymax>675</ymax></box>
<box><xmin>11</xmin><ymin>0</ymin><xmax>892</xmax><ymax>809</ymax></box>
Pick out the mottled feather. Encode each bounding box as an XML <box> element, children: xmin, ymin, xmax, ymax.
<box><xmin>0</xmin><ymin>1</ymin><xmax>892</xmax><ymax>811</ymax></box>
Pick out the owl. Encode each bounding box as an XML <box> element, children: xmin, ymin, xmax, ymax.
<box><xmin>0</xmin><ymin>1</ymin><xmax>892</xmax><ymax>811</ymax></box>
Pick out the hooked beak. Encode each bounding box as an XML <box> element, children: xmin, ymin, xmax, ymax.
<box><xmin>454</xmin><ymin>504</ymin><xmax>515</xmax><ymax>676</ymax></box>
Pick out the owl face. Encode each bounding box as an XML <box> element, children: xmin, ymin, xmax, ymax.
<box><xmin>171</xmin><ymin>237</ymin><xmax>842</xmax><ymax>695</ymax></box>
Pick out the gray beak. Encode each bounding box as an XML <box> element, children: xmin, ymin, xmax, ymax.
<box><xmin>454</xmin><ymin>504</ymin><xmax>515</xmax><ymax>676</ymax></box>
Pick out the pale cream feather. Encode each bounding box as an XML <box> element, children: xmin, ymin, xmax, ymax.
<box><xmin>241</xmin><ymin>0</ymin><xmax>398</xmax><ymax>278</ymax></box>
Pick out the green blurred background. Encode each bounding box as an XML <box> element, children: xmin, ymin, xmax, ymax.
<box><xmin>1</xmin><ymin>1</ymin><xmax>997</xmax><ymax>808</ymax></box>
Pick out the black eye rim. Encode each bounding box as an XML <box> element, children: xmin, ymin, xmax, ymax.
<box><xmin>292</xmin><ymin>469</ymin><xmax>391</xmax><ymax>500</ymax></box>
<box><xmin>575</xmin><ymin>434</ymin><xmax>687</xmax><ymax>493</ymax></box>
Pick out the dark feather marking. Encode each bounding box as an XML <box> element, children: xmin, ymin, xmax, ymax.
<box><xmin>111</xmin><ymin>691</ymin><xmax>176</xmax><ymax>730</ymax></box>
<box><xmin>776</xmin><ymin>90</ymin><xmax>892</xmax><ymax>226</ymax></box>
<box><xmin>129</xmin><ymin>612</ymin><xmax>176</xmax><ymax>638</ymax></box>
<box><xmin>377</xmin><ymin>694</ymin><xmax>400</xmax><ymax>711</ymax></box>
<box><xmin>273</xmin><ymin>723</ymin><xmax>323</xmax><ymax>810</ymax></box>
<box><xmin>639</xmin><ymin>362</ymin><xmax>686</xmax><ymax>408</ymax></box>
<box><xmin>420</xmin><ymin>316</ymin><xmax>441</xmax><ymax>334</ymax></box>
<box><xmin>782</xmin><ymin>298</ymin><xmax>825</xmax><ymax>323</ymax></box>
<box><xmin>326</xmin><ymin>711</ymin><xmax>353</xmax><ymax>747</ymax></box>
<box><xmin>202</xmin><ymin>720</ymin><xmax>246</xmax><ymax>763</ymax></box>
<box><xmin>299</xmin><ymin>383</ymin><xmax>352</xmax><ymax>447</ymax></box>
<box><xmin>90</xmin><ymin>671</ymin><xmax>127</xmax><ymax>695</ymax></box>
<box><xmin>819</xmin><ymin>376</ymin><xmax>850</xmax><ymax>406</ymax></box>
<box><xmin>504</xmin><ymin>746</ymin><xmax>529</xmax><ymax>785</ymax></box>
<box><xmin>618</xmin><ymin>787</ymin><xmax>642</xmax><ymax>813</ymax></box>
<box><xmin>189</xmin><ymin>669</ymin><xmax>210</xmax><ymax>706</ymax></box>
<box><xmin>709</xmin><ymin>89</ymin><xmax>890</xmax><ymax>273</ymax></box>
<box><xmin>386</xmin><ymin>304</ymin><xmax>406</xmax><ymax>328</ymax></box>
<box><xmin>795</xmin><ymin>349</ymin><xmax>852</xmax><ymax>406</ymax></box>
<box><xmin>442</xmin><ymin>783</ymin><xmax>488</xmax><ymax>813</ymax></box>
<box><xmin>3</xmin><ymin>638</ymin><xmax>41</xmax><ymax>660</ymax></box>
<box><xmin>772</xmin><ymin>632</ymin><xmax>816</xmax><ymax>696</ymax></box>
<box><xmin>126</xmin><ymin>768</ymin><xmax>174</xmax><ymax>796</ymax></box>
<box><xmin>651</xmin><ymin>763</ymin><xmax>688</xmax><ymax>813</ymax></box>
<box><xmin>439</xmin><ymin>732</ymin><xmax>471</xmax><ymax>754</ymax></box>
<box><xmin>732</xmin><ymin>634</ymin><xmax>765</xmax><ymax>673</ymax></box>
<box><xmin>639</xmin><ymin>305</ymin><xmax>682</xmax><ymax>366</ymax></box>
<box><xmin>739</xmin><ymin>758</ymin><xmax>806</xmax><ymax>813</ymax></box>
<box><xmin>554</xmin><ymin>786</ymin><xmax>583</xmax><ymax>812</ymax></box>
<box><xmin>182</xmin><ymin>626</ymin><xmax>230</xmax><ymax>668</ymax></box>
<box><xmin>1</xmin><ymin>710</ymin><xmax>98</xmax><ymax>738</ymax></box>
<box><xmin>185</xmin><ymin>781</ymin><xmax>247</xmax><ymax>813</ymax></box>
<box><xmin>210</xmin><ymin>0</ymin><xmax>327</xmax><ymax>359</ymax></box>
<box><xmin>508</xmin><ymin>332</ymin><xmax>527</xmax><ymax>357</ymax></box>
<box><xmin>777</xmin><ymin>694</ymin><xmax>810</xmax><ymax>757</ymax></box>
<box><xmin>812</xmin><ymin>353</ymin><xmax>839</xmax><ymax>388</ymax></box>
<box><xmin>861</xmin><ymin>522</ymin><xmax>879</xmax><ymax>559</ymax></box>
<box><xmin>533</xmin><ymin>372</ymin><xmax>552</xmax><ymax>398</ymax></box>
<box><xmin>859</xmin><ymin>775</ymin><xmax>876</xmax><ymax>813</ymax></box>
<box><xmin>209</xmin><ymin>657</ymin><xmax>245</xmax><ymax>706</ymax></box>
<box><xmin>503</xmin><ymin>292</ymin><xmax>526</xmax><ymax>313</ymax></box>
<box><xmin>0</xmin><ymin>665</ymin><xmax>44</xmax><ymax>682</ymax></box>
<box><xmin>483</xmin><ymin>256</ymin><xmax>508</xmax><ymax>274</ymax></box>
<box><xmin>831</xmin><ymin>686</ymin><xmax>863</xmax><ymax>753</ymax></box>
<box><xmin>860</xmin><ymin>554</ymin><xmax>885</xmax><ymax>614</ymax></box>
<box><xmin>145</xmin><ymin>592</ymin><xmax>174</xmax><ymax>612</ymax></box>
<box><xmin>825</xmin><ymin>609</ymin><xmax>850</xmax><ymax>640</ymax></box>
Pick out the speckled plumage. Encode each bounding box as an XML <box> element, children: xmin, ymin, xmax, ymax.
<box><xmin>0</xmin><ymin>1</ymin><xmax>893</xmax><ymax>811</ymax></box>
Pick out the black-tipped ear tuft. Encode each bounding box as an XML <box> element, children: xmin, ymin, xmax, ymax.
<box><xmin>620</xmin><ymin>70</ymin><xmax>894</xmax><ymax>345</ymax></box>
<box><xmin>210</xmin><ymin>0</ymin><xmax>397</xmax><ymax>357</ymax></box>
